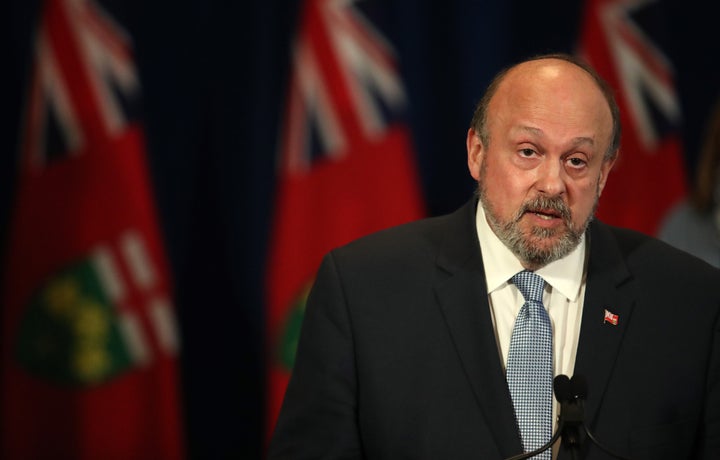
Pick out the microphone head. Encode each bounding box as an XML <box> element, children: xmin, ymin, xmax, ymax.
<box><xmin>553</xmin><ymin>374</ymin><xmax>572</xmax><ymax>402</ymax></box>
<box><xmin>570</xmin><ymin>374</ymin><xmax>588</xmax><ymax>400</ymax></box>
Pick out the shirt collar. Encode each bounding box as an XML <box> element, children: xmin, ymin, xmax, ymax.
<box><xmin>475</xmin><ymin>201</ymin><xmax>586</xmax><ymax>301</ymax></box>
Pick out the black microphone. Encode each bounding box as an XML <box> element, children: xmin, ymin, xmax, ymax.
<box><xmin>554</xmin><ymin>374</ymin><xmax>573</xmax><ymax>401</ymax></box>
<box><xmin>555</xmin><ymin>374</ymin><xmax>586</xmax><ymax>459</ymax></box>
<box><xmin>504</xmin><ymin>375</ymin><xmax>630</xmax><ymax>460</ymax></box>
<box><xmin>555</xmin><ymin>374</ymin><xmax>630</xmax><ymax>460</ymax></box>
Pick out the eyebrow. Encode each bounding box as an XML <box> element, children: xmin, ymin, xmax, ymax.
<box><xmin>516</xmin><ymin>126</ymin><xmax>595</xmax><ymax>147</ymax></box>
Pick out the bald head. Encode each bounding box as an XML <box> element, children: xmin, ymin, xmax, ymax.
<box><xmin>471</xmin><ymin>54</ymin><xmax>620</xmax><ymax>161</ymax></box>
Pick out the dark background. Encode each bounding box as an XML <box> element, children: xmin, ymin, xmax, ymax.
<box><xmin>4</xmin><ymin>0</ymin><xmax>719</xmax><ymax>458</ymax></box>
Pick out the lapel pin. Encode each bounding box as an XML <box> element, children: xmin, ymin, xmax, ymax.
<box><xmin>603</xmin><ymin>309</ymin><xmax>619</xmax><ymax>326</ymax></box>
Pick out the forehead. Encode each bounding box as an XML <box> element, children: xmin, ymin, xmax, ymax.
<box><xmin>488</xmin><ymin>60</ymin><xmax>613</xmax><ymax>145</ymax></box>
<box><xmin>497</xmin><ymin>59</ymin><xmax>603</xmax><ymax>99</ymax></box>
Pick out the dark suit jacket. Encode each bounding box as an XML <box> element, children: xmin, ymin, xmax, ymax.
<box><xmin>269</xmin><ymin>199</ymin><xmax>720</xmax><ymax>459</ymax></box>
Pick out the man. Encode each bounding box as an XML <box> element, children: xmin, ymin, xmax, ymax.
<box><xmin>268</xmin><ymin>54</ymin><xmax>720</xmax><ymax>459</ymax></box>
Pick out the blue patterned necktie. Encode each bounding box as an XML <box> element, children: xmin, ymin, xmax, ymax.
<box><xmin>507</xmin><ymin>270</ymin><xmax>552</xmax><ymax>459</ymax></box>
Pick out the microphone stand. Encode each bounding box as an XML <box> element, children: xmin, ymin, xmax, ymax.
<box><xmin>557</xmin><ymin>394</ymin><xmax>584</xmax><ymax>460</ymax></box>
<box><xmin>504</xmin><ymin>375</ymin><xmax>632</xmax><ymax>460</ymax></box>
<box><xmin>557</xmin><ymin>387</ymin><xmax>631</xmax><ymax>460</ymax></box>
<box><xmin>504</xmin><ymin>403</ymin><xmax>630</xmax><ymax>460</ymax></box>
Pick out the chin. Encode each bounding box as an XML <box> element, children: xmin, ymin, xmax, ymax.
<box><xmin>528</xmin><ymin>238</ymin><xmax>562</xmax><ymax>254</ymax></box>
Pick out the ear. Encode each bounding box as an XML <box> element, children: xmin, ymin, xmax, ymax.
<box><xmin>597</xmin><ymin>151</ymin><xmax>618</xmax><ymax>196</ymax></box>
<box><xmin>467</xmin><ymin>128</ymin><xmax>484</xmax><ymax>181</ymax></box>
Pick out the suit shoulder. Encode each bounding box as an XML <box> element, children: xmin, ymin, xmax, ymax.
<box><xmin>335</xmin><ymin>212</ymin><xmax>454</xmax><ymax>261</ymax></box>
<box><xmin>327</xmin><ymin>200</ymin><xmax>475</xmax><ymax>270</ymax></box>
<box><xmin>598</xmin><ymin>222</ymin><xmax>720</xmax><ymax>279</ymax></box>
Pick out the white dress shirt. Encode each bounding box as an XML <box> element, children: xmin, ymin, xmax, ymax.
<box><xmin>475</xmin><ymin>201</ymin><xmax>587</xmax><ymax>457</ymax></box>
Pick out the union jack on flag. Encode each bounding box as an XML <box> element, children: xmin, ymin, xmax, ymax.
<box><xmin>22</xmin><ymin>0</ymin><xmax>140</xmax><ymax>169</ymax></box>
<box><xmin>597</xmin><ymin>0</ymin><xmax>681</xmax><ymax>150</ymax></box>
<box><xmin>278</xmin><ymin>0</ymin><xmax>408</xmax><ymax>173</ymax></box>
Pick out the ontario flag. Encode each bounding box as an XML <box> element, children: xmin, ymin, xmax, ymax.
<box><xmin>579</xmin><ymin>0</ymin><xmax>687</xmax><ymax>235</ymax></box>
<box><xmin>0</xmin><ymin>0</ymin><xmax>184</xmax><ymax>458</ymax></box>
<box><xmin>266</xmin><ymin>0</ymin><xmax>424</xmax><ymax>438</ymax></box>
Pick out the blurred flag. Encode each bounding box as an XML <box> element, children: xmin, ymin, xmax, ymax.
<box><xmin>0</xmin><ymin>0</ymin><xmax>184</xmax><ymax>458</ymax></box>
<box><xmin>266</xmin><ymin>0</ymin><xmax>425</xmax><ymax>438</ymax></box>
<box><xmin>579</xmin><ymin>0</ymin><xmax>687</xmax><ymax>235</ymax></box>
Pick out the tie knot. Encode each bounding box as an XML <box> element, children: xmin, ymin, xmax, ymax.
<box><xmin>511</xmin><ymin>270</ymin><xmax>545</xmax><ymax>303</ymax></box>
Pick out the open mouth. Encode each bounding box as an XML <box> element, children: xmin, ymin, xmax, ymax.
<box><xmin>528</xmin><ymin>209</ymin><xmax>562</xmax><ymax>220</ymax></box>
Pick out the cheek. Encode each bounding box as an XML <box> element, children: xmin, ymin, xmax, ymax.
<box><xmin>569</xmin><ymin>182</ymin><xmax>600</xmax><ymax>216</ymax></box>
<box><xmin>482</xmin><ymin>155</ymin><xmax>536</xmax><ymax>212</ymax></box>
<box><xmin>487</xmin><ymin>173</ymin><xmax>528</xmax><ymax>213</ymax></box>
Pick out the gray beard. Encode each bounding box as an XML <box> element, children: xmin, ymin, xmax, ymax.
<box><xmin>478</xmin><ymin>185</ymin><xmax>596</xmax><ymax>270</ymax></box>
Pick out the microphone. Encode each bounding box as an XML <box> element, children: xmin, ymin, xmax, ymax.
<box><xmin>554</xmin><ymin>374</ymin><xmax>587</xmax><ymax>458</ymax></box>
<box><xmin>504</xmin><ymin>375</ymin><xmax>630</xmax><ymax>460</ymax></box>
<box><xmin>554</xmin><ymin>374</ymin><xmax>629</xmax><ymax>459</ymax></box>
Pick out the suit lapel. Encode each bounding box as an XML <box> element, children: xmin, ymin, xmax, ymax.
<box><xmin>433</xmin><ymin>199</ymin><xmax>523</xmax><ymax>457</ymax></box>
<box><xmin>573</xmin><ymin>221</ymin><xmax>636</xmax><ymax>426</ymax></box>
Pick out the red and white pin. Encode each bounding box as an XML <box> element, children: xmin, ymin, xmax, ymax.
<box><xmin>603</xmin><ymin>309</ymin><xmax>619</xmax><ymax>326</ymax></box>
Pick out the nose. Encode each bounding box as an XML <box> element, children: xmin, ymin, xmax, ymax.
<box><xmin>534</xmin><ymin>159</ymin><xmax>566</xmax><ymax>196</ymax></box>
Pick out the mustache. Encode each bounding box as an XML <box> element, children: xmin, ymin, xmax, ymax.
<box><xmin>516</xmin><ymin>195</ymin><xmax>572</xmax><ymax>223</ymax></box>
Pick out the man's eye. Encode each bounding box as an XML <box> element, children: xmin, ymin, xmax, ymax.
<box><xmin>519</xmin><ymin>148</ymin><xmax>536</xmax><ymax>157</ymax></box>
<box><xmin>567</xmin><ymin>157</ymin><xmax>587</xmax><ymax>168</ymax></box>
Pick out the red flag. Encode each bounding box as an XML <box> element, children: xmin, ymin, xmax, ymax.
<box><xmin>1</xmin><ymin>0</ymin><xmax>184</xmax><ymax>458</ymax></box>
<box><xmin>578</xmin><ymin>0</ymin><xmax>687</xmax><ymax>235</ymax></box>
<box><xmin>266</xmin><ymin>0</ymin><xmax>424</xmax><ymax>438</ymax></box>
<box><xmin>603</xmin><ymin>309</ymin><xmax>619</xmax><ymax>326</ymax></box>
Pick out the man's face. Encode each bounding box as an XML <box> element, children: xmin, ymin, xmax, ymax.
<box><xmin>467</xmin><ymin>59</ymin><xmax>616</xmax><ymax>269</ymax></box>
